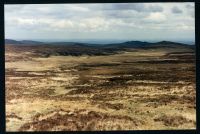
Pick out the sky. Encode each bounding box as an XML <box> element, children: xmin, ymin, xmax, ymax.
<box><xmin>5</xmin><ymin>3</ymin><xmax>195</xmax><ymax>43</ymax></box>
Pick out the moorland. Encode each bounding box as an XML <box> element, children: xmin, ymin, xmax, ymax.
<box><xmin>5</xmin><ymin>39</ymin><xmax>196</xmax><ymax>131</ymax></box>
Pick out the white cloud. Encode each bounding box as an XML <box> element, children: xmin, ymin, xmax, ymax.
<box><xmin>5</xmin><ymin>3</ymin><xmax>195</xmax><ymax>41</ymax></box>
<box><xmin>145</xmin><ymin>12</ymin><xmax>166</xmax><ymax>23</ymax></box>
<box><xmin>176</xmin><ymin>23</ymin><xmax>194</xmax><ymax>30</ymax></box>
<box><xmin>50</xmin><ymin>20</ymin><xmax>74</xmax><ymax>29</ymax></box>
<box><xmin>66</xmin><ymin>5</ymin><xmax>90</xmax><ymax>12</ymax></box>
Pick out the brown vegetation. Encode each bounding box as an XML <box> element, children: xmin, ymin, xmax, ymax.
<box><xmin>6</xmin><ymin>44</ymin><xmax>196</xmax><ymax>131</ymax></box>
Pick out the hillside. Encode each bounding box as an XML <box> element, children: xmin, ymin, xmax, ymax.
<box><xmin>5</xmin><ymin>39</ymin><xmax>195</xmax><ymax>57</ymax></box>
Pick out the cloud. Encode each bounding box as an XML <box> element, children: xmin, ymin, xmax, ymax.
<box><xmin>177</xmin><ymin>23</ymin><xmax>194</xmax><ymax>30</ymax></box>
<box><xmin>5</xmin><ymin>5</ymin><xmax>25</xmax><ymax>12</ymax></box>
<box><xmin>109</xmin><ymin>3</ymin><xmax>145</xmax><ymax>12</ymax></box>
<box><xmin>145</xmin><ymin>12</ymin><xmax>166</xmax><ymax>23</ymax></box>
<box><xmin>78</xmin><ymin>17</ymin><xmax>110</xmax><ymax>32</ymax></box>
<box><xmin>100</xmin><ymin>3</ymin><xmax>163</xmax><ymax>13</ymax></box>
<box><xmin>172</xmin><ymin>6</ymin><xmax>183</xmax><ymax>14</ymax></box>
<box><xmin>185</xmin><ymin>4</ymin><xmax>194</xmax><ymax>9</ymax></box>
<box><xmin>64</xmin><ymin>5</ymin><xmax>90</xmax><ymax>12</ymax></box>
<box><xmin>4</xmin><ymin>3</ymin><xmax>195</xmax><ymax>41</ymax></box>
<box><xmin>185</xmin><ymin>3</ymin><xmax>194</xmax><ymax>18</ymax></box>
<box><xmin>147</xmin><ymin>5</ymin><xmax>163</xmax><ymax>12</ymax></box>
<box><xmin>10</xmin><ymin>16</ymin><xmax>111</xmax><ymax>32</ymax></box>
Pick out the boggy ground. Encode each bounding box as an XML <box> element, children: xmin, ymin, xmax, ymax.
<box><xmin>5</xmin><ymin>45</ymin><xmax>196</xmax><ymax>131</ymax></box>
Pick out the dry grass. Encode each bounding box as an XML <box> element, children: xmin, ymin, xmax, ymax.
<box><xmin>6</xmin><ymin>45</ymin><xmax>196</xmax><ymax>131</ymax></box>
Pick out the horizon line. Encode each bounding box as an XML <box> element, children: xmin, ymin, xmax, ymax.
<box><xmin>5</xmin><ymin>38</ymin><xmax>195</xmax><ymax>45</ymax></box>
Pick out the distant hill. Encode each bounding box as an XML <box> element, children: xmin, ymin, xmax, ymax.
<box><xmin>102</xmin><ymin>41</ymin><xmax>150</xmax><ymax>48</ymax></box>
<box><xmin>20</xmin><ymin>40</ymin><xmax>44</xmax><ymax>45</ymax></box>
<box><xmin>5</xmin><ymin>39</ymin><xmax>195</xmax><ymax>57</ymax></box>
<box><xmin>147</xmin><ymin>41</ymin><xmax>195</xmax><ymax>49</ymax></box>
<box><xmin>5</xmin><ymin>39</ymin><xmax>194</xmax><ymax>47</ymax></box>
<box><xmin>5</xmin><ymin>39</ymin><xmax>93</xmax><ymax>47</ymax></box>
<box><xmin>5</xmin><ymin>39</ymin><xmax>43</xmax><ymax>45</ymax></box>
<box><xmin>5</xmin><ymin>39</ymin><xmax>23</xmax><ymax>44</ymax></box>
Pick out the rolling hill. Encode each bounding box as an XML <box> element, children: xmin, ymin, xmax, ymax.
<box><xmin>5</xmin><ymin>39</ymin><xmax>195</xmax><ymax>57</ymax></box>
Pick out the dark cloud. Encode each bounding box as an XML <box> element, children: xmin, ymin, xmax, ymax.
<box><xmin>172</xmin><ymin>6</ymin><xmax>183</xmax><ymax>14</ymax></box>
<box><xmin>185</xmin><ymin>4</ymin><xmax>194</xmax><ymax>9</ymax></box>
<box><xmin>99</xmin><ymin>3</ymin><xmax>163</xmax><ymax>13</ymax></box>
<box><xmin>105</xmin><ymin>11</ymin><xmax>133</xmax><ymax>18</ymax></box>
<box><xmin>148</xmin><ymin>5</ymin><xmax>163</xmax><ymax>12</ymax></box>
<box><xmin>104</xmin><ymin>10</ymin><xmax>148</xmax><ymax>20</ymax></box>
<box><xmin>94</xmin><ymin>3</ymin><xmax>143</xmax><ymax>11</ymax></box>
<box><xmin>112</xmin><ymin>4</ymin><xmax>145</xmax><ymax>12</ymax></box>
